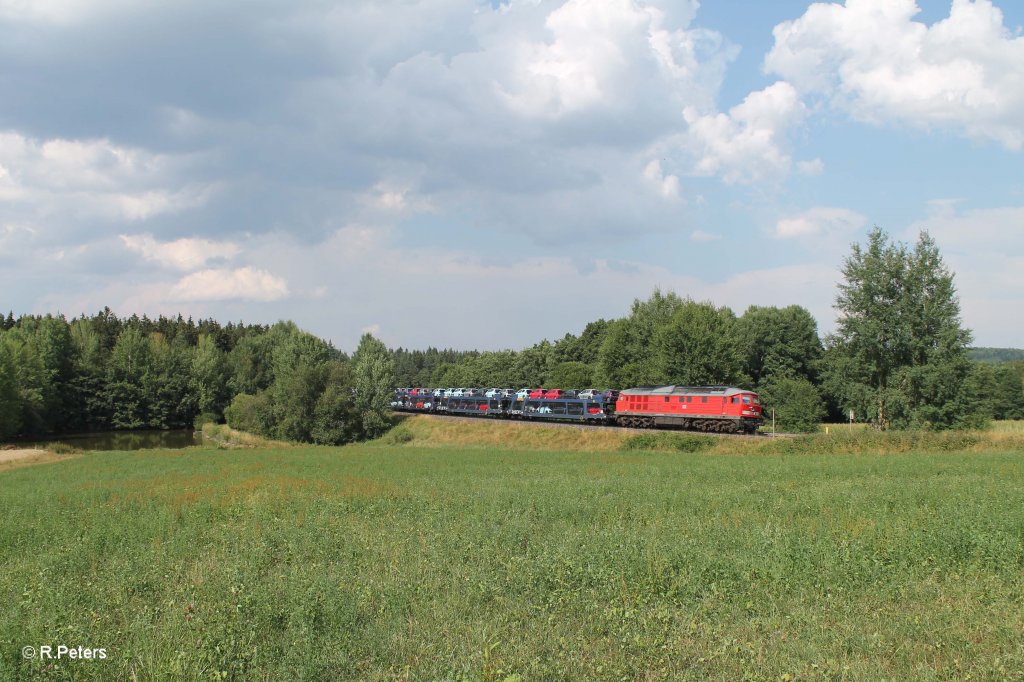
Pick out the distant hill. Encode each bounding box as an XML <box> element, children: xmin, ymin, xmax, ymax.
<box><xmin>968</xmin><ymin>347</ymin><xmax>1024</xmax><ymax>363</ymax></box>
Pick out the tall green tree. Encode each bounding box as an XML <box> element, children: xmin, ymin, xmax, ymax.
<box><xmin>654</xmin><ymin>300</ymin><xmax>741</xmax><ymax>386</ymax></box>
<box><xmin>824</xmin><ymin>227</ymin><xmax>981</xmax><ymax>429</ymax></box>
<box><xmin>352</xmin><ymin>333</ymin><xmax>395</xmax><ymax>439</ymax></box>
<box><xmin>191</xmin><ymin>334</ymin><xmax>231</xmax><ymax>422</ymax></box>
<box><xmin>0</xmin><ymin>338</ymin><xmax>22</xmax><ymax>439</ymax></box>
<box><xmin>311</xmin><ymin>361</ymin><xmax>360</xmax><ymax>445</ymax></box>
<box><xmin>735</xmin><ymin>305</ymin><xmax>821</xmax><ymax>387</ymax></box>
<box><xmin>597</xmin><ymin>290</ymin><xmax>685</xmax><ymax>387</ymax></box>
<box><xmin>68</xmin><ymin>318</ymin><xmax>111</xmax><ymax>430</ymax></box>
<box><xmin>0</xmin><ymin>327</ymin><xmax>47</xmax><ymax>435</ymax></box>
<box><xmin>106</xmin><ymin>327</ymin><xmax>152</xmax><ymax>429</ymax></box>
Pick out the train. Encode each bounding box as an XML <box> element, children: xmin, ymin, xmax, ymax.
<box><xmin>392</xmin><ymin>384</ymin><xmax>764</xmax><ymax>434</ymax></box>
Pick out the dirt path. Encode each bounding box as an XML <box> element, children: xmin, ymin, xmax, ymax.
<box><xmin>0</xmin><ymin>448</ymin><xmax>49</xmax><ymax>464</ymax></box>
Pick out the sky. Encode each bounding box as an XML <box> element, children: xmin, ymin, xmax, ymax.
<box><xmin>1</xmin><ymin>0</ymin><xmax>1023</xmax><ymax>352</ymax></box>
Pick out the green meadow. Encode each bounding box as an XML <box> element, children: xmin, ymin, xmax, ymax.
<box><xmin>2</xmin><ymin>426</ymin><xmax>1023</xmax><ymax>680</ymax></box>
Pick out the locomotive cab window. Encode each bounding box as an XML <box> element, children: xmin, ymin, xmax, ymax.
<box><xmin>701</xmin><ymin>396</ymin><xmax>708</xmax><ymax>403</ymax></box>
<box><xmin>742</xmin><ymin>395</ymin><xmax>752</xmax><ymax>404</ymax></box>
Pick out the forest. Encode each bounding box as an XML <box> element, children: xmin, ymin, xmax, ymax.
<box><xmin>1</xmin><ymin>228</ymin><xmax>1022</xmax><ymax>441</ymax></box>
<box><xmin>0</xmin><ymin>312</ymin><xmax>394</xmax><ymax>445</ymax></box>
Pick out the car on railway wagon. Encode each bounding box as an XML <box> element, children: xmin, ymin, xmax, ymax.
<box><xmin>614</xmin><ymin>385</ymin><xmax>762</xmax><ymax>434</ymax></box>
<box><xmin>392</xmin><ymin>385</ymin><xmax>761</xmax><ymax>434</ymax></box>
<box><xmin>521</xmin><ymin>396</ymin><xmax>608</xmax><ymax>423</ymax></box>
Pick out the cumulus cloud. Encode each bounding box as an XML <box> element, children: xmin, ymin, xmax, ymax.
<box><xmin>120</xmin><ymin>233</ymin><xmax>241</xmax><ymax>270</ymax></box>
<box><xmin>0</xmin><ymin>131</ymin><xmax>210</xmax><ymax>244</ymax></box>
<box><xmin>765</xmin><ymin>0</ymin><xmax>1024</xmax><ymax>149</ymax></box>
<box><xmin>682</xmin><ymin>81</ymin><xmax>810</xmax><ymax>183</ymax></box>
<box><xmin>168</xmin><ymin>267</ymin><xmax>289</xmax><ymax>302</ymax></box>
<box><xmin>774</xmin><ymin>207</ymin><xmax>867</xmax><ymax>239</ymax></box>
<box><xmin>642</xmin><ymin>159</ymin><xmax>680</xmax><ymax>199</ymax></box>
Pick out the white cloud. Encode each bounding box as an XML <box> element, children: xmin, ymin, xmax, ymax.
<box><xmin>0</xmin><ymin>131</ymin><xmax>210</xmax><ymax>241</ymax></box>
<box><xmin>494</xmin><ymin>0</ymin><xmax>706</xmax><ymax>119</ymax></box>
<box><xmin>765</xmin><ymin>0</ymin><xmax>1024</xmax><ymax>149</ymax></box>
<box><xmin>168</xmin><ymin>267</ymin><xmax>289</xmax><ymax>302</ymax></box>
<box><xmin>689</xmin><ymin>229</ymin><xmax>719</xmax><ymax>242</ymax></box>
<box><xmin>642</xmin><ymin>159</ymin><xmax>680</xmax><ymax>198</ymax></box>
<box><xmin>796</xmin><ymin>158</ymin><xmax>824</xmax><ymax>175</ymax></box>
<box><xmin>905</xmin><ymin>202</ymin><xmax>1024</xmax><ymax>346</ymax></box>
<box><xmin>120</xmin><ymin>233</ymin><xmax>241</xmax><ymax>271</ymax></box>
<box><xmin>774</xmin><ymin>206</ymin><xmax>867</xmax><ymax>239</ymax></box>
<box><xmin>682</xmin><ymin>81</ymin><xmax>809</xmax><ymax>183</ymax></box>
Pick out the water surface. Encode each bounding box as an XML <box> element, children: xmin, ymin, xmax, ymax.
<box><xmin>16</xmin><ymin>429</ymin><xmax>200</xmax><ymax>452</ymax></box>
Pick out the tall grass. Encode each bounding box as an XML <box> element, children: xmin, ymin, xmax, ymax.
<box><xmin>388</xmin><ymin>414</ymin><xmax>1024</xmax><ymax>456</ymax></box>
<box><xmin>1</xmin><ymin>441</ymin><xmax>1022</xmax><ymax>680</ymax></box>
<box><xmin>991</xmin><ymin>419</ymin><xmax>1024</xmax><ymax>432</ymax></box>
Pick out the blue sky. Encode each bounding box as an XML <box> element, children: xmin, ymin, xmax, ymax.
<box><xmin>1</xmin><ymin>0</ymin><xmax>1023</xmax><ymax>351</ymax></box>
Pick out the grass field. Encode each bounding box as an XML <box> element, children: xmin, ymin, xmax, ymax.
<box><xmin>2</xmin><ymin>429</ymin><xmax>1023</xmax><ymax>680</ymax></box>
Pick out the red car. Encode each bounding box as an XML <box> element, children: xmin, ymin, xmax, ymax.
<box><xmin>529</xmin><ymin>388</ymin><xmax>545</xmax><ymax>399</ymax></box>
<box><xmin>542</xmin><ymin>389</ymin><xmax>564</xmax><ymax>399</ymax></box>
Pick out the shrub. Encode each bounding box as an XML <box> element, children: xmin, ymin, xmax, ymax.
<box><xmin>759</xmin><ymin>376</ymin><xmax>826</xmax><ymax>433</ymax></box>
<box><xmin>224</xmin><ymin>392</ymin><xmax>274</xmax><ymax>437</ymax></box>
<box><xmin>621</xmin><ymin>432</ymin><xmax>715</xmax><ymax>453</ymax></box>
<box><xmin>45</xmin><ymin>442</ymin><xmax>81</xmax><ymax>455</ymax></box>
<box><xmin>381</xmin><ymin>426</ymin><xmax>415</xmax><ymax>445</ymax></box>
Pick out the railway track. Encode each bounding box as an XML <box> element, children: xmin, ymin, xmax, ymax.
<box><xmin>393</xmin><ymin>410</ymin><xmax>780</xmax><ymax>439</ymax></box>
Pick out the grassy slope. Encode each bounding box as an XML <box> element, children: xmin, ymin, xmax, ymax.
<box><xmin>1</xmin><ymin>437</ymin><xmax>1023</xmax><ymax>680</ymax></box>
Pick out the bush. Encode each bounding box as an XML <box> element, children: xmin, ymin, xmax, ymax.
<box><xmin>224</xmin><ymin>392</ymin><xmax>274</xmax><ymax>437</ymax></box>
<box><xmin>381</xmin><ymin>426</ymin><xmax>415</xmax><ymax>445</ymax></box>
<box><xmin>192</xmin><ymin>412</ymin><xmax>221</xmax><ymax>430</ymax></box>
<box><xmin>45</xmin><ymin>442</ymin><xmax>81</xmax><ymax>455</ymax></box>
<box><xmin>759</xmin><ymin>376</ymin><xmax>826</xmax><ymax>433</ymax></box>
<box><xmin>621</xmin><ymin>432</ymin><xmax>715</xmax><ymax>453</ymax></box>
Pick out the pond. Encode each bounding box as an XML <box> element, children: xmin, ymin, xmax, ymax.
<box><xmin>14</xmin><ymin>429</ymin><xmax>201</xmax><ymax>452</ymax></box>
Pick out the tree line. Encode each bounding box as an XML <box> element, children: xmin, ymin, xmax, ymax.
<box><xmin>0</xmin><ymin>311</ymin><xmax>394</xmax><ymax>444</ymax></box>
<box><xmin>2</xmin><ymin>227</ymin><xmax>1020</xmax><ymax>441</ymax></box>
<box><xmin>391</xmin><ymin>229</ymin><xmax>1023</xmax><ymax>432</ymax></box>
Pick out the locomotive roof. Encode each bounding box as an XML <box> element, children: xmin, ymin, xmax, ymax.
<box><xmin>620</xmin><ymin>385</ymin><xmax>750</xmax><ymax>396</ymax></box>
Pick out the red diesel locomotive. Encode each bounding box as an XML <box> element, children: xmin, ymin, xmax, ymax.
<box><xmin>614</xmin><ymin>385</ymin><xmax>763</xmax><ymax>434</ymax></box>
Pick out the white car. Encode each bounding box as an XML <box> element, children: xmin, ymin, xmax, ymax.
<box><xmin>515</xmin><ymin>388</ymin><xmax>531</xmax><ymax>400</ymax></box>
<box><xmin>452</xmin><ymin>388</ymin><xmax>464</xmax><ymax>397</ymax></box>
<box><xmin>485</xmin><ymin>388</ymin><xmax>501</xmax><ymax>397</ymax></box>
<box><xmin>577</xmin><ymin>389</ymin><xmax>597</xmax><ymax>399</ymax></box>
